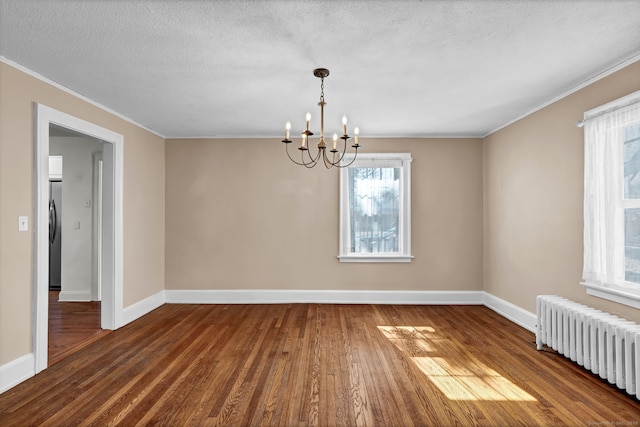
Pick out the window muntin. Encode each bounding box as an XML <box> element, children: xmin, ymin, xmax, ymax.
<box><xmin>339</xmin><ymin>153</ymin><xmax>412</xmax><ymax>262</ymax></box>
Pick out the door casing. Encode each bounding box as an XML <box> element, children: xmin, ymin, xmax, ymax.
<box><xmin>34</xmin><ymin>103</ymin><xmax>124</xmax><ymax>373</ymax></box>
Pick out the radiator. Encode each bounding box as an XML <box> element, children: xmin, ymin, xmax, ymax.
<box><xmin>536</xmin><ymin>295</ymin><xmax>640</xmax><ymax>399</ymax></box>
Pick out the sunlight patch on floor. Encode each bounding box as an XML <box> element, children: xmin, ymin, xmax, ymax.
<box><xmin>413</xmin><ymin>356</ymin><xmax>537</xmax><ymax>401</ymax></box>
<box><xmin>378</xmin><ymin>326</ymin><xmax>537</xmax><ymax>402</ymax></box>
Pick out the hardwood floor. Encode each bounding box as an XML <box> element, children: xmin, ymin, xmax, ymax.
<box><xmin>2</xmin><ymin>303</ymin><xmax>639</xmax><ymax>426</ymax></box>
<box><xmin>48</xmin><ymin>291</ymin><xmax>110</xmax><ymax>366</ymax></box>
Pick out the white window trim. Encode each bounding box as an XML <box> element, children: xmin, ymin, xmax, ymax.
<box><xmin>338</xmin><ymin>152</ymin><xmax>413</xmax><ymax>263</ymax></box>
<box><xmin>582</xmin><ymin>281</ymin><xmax>640</xmax><ymax>309</ymax></box>
<box><xmin>582</xmin><ymin>90</ymin><xmax>640</xmax><ymax>308</ymax></box>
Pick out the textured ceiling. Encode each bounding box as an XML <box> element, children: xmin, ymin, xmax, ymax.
<box><xmin>1</xmin><ymin>0</ymin><xmax>639</xmax><ymax>139</ymax></box>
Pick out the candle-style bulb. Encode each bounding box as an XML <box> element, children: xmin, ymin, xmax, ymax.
<box><xmin>285</xmin><ymin>121</ymin><xmax>291</xmax><ymax>139</ymax></box>
<box><xmin>342</xmin><ymin>115</ymin><xmax>347</xmax><ymax>125</ymax></box>
<box><xmin>332</xmin><ymin>133</ymin><xmax>338</xmax><ymax>150</ymax></box>
<box><xmin>305</xmin><ymin>112</ymin><xmax>311</xmax><ymax>131</ymax></box>
<box><xmin>342</xmin><ymin>115</ymin><xmax>347</xmax><ymax>136</ymax></box>
<box><xmin>354</xmin><ymin>127</ymin><xmax>360</xmax><ymax>145</ymax></box>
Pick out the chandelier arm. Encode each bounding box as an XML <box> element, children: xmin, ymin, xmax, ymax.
<box><xmin>285</xmin><ymin>142</ymin><xmax>313</xmax><ymax>166</ymax></box>
<box><xmin>334</xmin><ymin>140</ymin><xmax>349</xmax><ymax>165</ymax></box>
<box><xmin>306</xmin><ymin>145</ymin><xmax>317</xmax><ymax>163</ymax></box>
<box><xmin>328</xmin><ymin>144</ymin><xmax>360</xmax><ymax>168</ymax></box>
<box><xmin>325</xmin><ymin>137</ymin><xmax>350</xmax><ymax>167</ymax></box>
<box><xmin>285</xmin><ymin>141</ymin><xmax>323</xmax><ymax>168</ymax></box>
<box><xmin>298</xmin><ymin>144</ymin><xmax>322</xmax><ymax>168</ymax></box>
<box><xmin>321</xmin><ymin>150</ymin><xmax>335</xmax><ymax>169</ymax></box>
<box><xmin>336</xmin><ymin>148</ymin><xmax>359</xmax><ymax>167</ymax></box>
<box><xmin>303</xmin><ymin>146</ymin><xmax>319</xmax><ymax>167</ymax></box>
<box><xmin>307</xmin><ymin>145</ymin><xmax>322</xmax><ymax>164</ymax></box>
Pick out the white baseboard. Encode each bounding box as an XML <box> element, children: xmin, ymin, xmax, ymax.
<box><xmin>165</xmin><ymin>289</ymin><xmax>485</xmax><ymax>305</ymax></box>
<box><xmin>58</xmin><ymin>290</ymin><xmax>92</xmax><ymax>302</ymax></box>
<box><xmin>483</xmin><ymin>292</ymin><xmax>536</xmax><ymax>332</ymax></box>
<box><xmin>164</xmin><ymin>290</ymin><xmax>539</xmax><ymax>332</ymax></box>
<box><xmin>0</xmin><ymin>353</ymin><xmax>35</xmax><ymax>394</ymax></box>
<box><xmin>121</xmin><ymin>290</ymin><xmax>166</xmax><ymax>327</ymax></box>
<box><xmin>167</xmin><ymin>289</ymin><xmax>537</xmax><ymax>331</ymax></box>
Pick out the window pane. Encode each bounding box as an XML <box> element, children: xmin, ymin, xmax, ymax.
<box><xmin>348</xmin><ymin>167</ymin><xmax>399</xmax><ymax>253</ymax></box>
<box><xmin>625</xmin><ymin>207</ymin><xmax>640</xmax><ymax>284</ymax></box>
<box><xmin>623</xmin><ymin>124</ymin><xmax>640</xmax><ymax>199</ymax></box>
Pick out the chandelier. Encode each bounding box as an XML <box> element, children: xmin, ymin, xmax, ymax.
<box><xmin>282</xmin><ymin>68</ymin><xmax>360</xmax><ymax>168</ymax></box>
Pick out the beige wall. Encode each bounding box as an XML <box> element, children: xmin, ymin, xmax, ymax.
<box><xmin>165</xmin><ymin>138</ymin><xmax>484</xmax><ymax>291</ymax></box>
<box><xmin>483</xmin><ymin>60</ymin><xmax>640</xmax><ymax>322</ymax></box>
<box><xmin>0</xmin><ymin>62</ymin><xmax>165</xmax><ymax>366</ymax></box>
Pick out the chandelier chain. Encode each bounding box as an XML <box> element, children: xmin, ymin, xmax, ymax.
<box><xmin>320</xmin><ymin>77</ymin><xmax>325</xmax><ymax>103</ymax></box>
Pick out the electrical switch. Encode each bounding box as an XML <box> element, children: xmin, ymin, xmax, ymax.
<box><xmin>18</xmin><ymin>216</ymin><xmax>28</xmax><ymax>231</ymax></box>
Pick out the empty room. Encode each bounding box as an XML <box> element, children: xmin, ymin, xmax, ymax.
<box><xmin>1</xmin><ymin>1</ymin><xmax>640</xmax><ymax>425</ymax></box>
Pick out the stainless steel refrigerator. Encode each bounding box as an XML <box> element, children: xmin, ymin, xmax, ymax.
<box><xmin>49</xmin><ymin>181</ymin><xmax>62</xmax><ymax>291</ymax></box>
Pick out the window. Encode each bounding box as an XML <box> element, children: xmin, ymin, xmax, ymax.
<box><xmin>339</xmin><ymin>153</ymin><xmax>412</xmax><ymax>262</ymax></box>
<box><xmin>583</xmin><ymin>90</ymin><xmax>640</xmax><ymax>308</ymax></box>
<box><xmin>623</xmin><ymin>125</ymin><xmax>640</xmax><ymax>284</ymax></box>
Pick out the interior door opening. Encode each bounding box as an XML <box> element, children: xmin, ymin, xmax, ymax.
<box><xmin>47</xmin><ymin>127</ymin><xmax>108</xmax><ymax>365</ymax></box>
<box><xmin>34</xmin><ymin>104</ymin><xmax>124</xmax><ymax>374</ymax></box>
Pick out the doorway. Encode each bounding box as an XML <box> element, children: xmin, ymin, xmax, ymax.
<box><xmin>34</xmin><ymin>104</ymin><xmax>124</xmax><ymax>374</ymax></box>
<box><xmin>47</xmin><ymin>127</ymin><xmax>107</xmax><ymax>364</ymax></box>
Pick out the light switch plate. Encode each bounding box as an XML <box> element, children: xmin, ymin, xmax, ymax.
<box><xmin>18</xmin><ymin>216</ymin><xmax>28</xmax><ymax>231</ymax></box>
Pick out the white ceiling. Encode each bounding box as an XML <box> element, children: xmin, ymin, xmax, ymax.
<box><xmin>1</xmin><ymin>0</ymin><xmax>639</xmax><ymax>139</ymax></box>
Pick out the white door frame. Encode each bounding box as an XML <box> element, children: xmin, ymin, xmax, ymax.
<box><xmin>34</xmin><ymin>103</ymin><xmax>124</xmax><ymax>373</ymax></box>
<box><xmin>92</xmin><ymin>151</ymin><xmax>104</xmax><ymax>302</ymax></box>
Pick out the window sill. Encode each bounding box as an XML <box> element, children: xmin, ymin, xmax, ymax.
<box><xmin>337</xmin><ymin>255</ymin><xmax>414</xmax><ymax>263</ymax></box>
<box><xmin>581</xmin><ymin>281</ymin><xmax>640</xmax><ymax>309</ymax></box>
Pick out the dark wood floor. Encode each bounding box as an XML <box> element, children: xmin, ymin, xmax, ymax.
<box><xmin>48</xmin><ymin>291</ymin><xmax>110</xmax><ymax>366</ymax></box>
<box><xmin>2</xmin><ymin>303</ymin><xmax>639</xmax><ymax>426</ymax></box>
